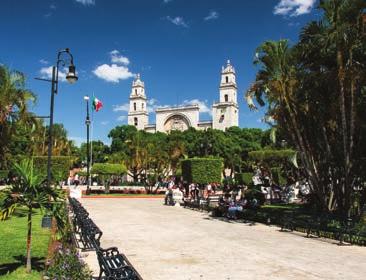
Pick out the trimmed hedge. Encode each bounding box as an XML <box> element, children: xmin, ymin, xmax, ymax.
<box><xmin>91</xmin><ymin>163</ymin><xmax>127</xmax><ymax>194</ymax></box>
<box><xmin>181</xmin><ymin>158</ymin><xmax>223</xmax><ymax>184</ymax></box>
<box><xmin>234</xmin><ymin>172</ymin><xmax>253</xmax><ymax>186</ymax></box>
<box><xmin>91</xmin><ymin>163</ymin><xmax>126</xmax><ymax>175</ymax></box>
<box><xmin>248</xmin><ymin>149</ymin><xmax>295</xmax><ymax>163</ymax></box>
<box><xmin>32</xmin><ymin>156</ymin><xmax>74</xmax><ymax>182</ymax></box>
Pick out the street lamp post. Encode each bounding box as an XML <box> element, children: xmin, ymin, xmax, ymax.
<box><xmin>37</xmin><ymin>48</ymin><xmax>78</xmax><ymax>188</ymax></box>
<box><xmin>84</xmin><ymin>96</ymin><xmax>91</xmax><ymax>194</ymax></box>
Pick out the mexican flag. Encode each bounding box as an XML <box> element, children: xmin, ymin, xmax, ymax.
<box><xmin>92</xmin><ymin>97</ymin><xmax>103</xmax><ymax>112</ymax></box>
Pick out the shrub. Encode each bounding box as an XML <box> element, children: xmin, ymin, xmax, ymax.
<box><xmin>223</xmin><ymin>176</ymin><xmax>234</xmax><ymax>186</ymax></box>
<box><xmin>119</xmin><ymin>181</ymin><xmax>144</xmax><ymax>186</ymax></box>
<box><xmin>91</xmin><ymin>163</ymin><xmax>127</xmax><ymax>194</ymax></box>
<box><xmin>32</xmin><ymin>156</ymin><xmax>74</xmax><ymax>183</ymax></box>
<box><xmin>91</xmin><ymin>163</ymin><xmax>126</xmax><ymax>175</ymax></box>
<box><xmin>181</xmin><ymin>157</ymin><xmax>223</xmax><ymax>184</ymax></box>
<box><xmin>0</xmin><ymin>170</ymin><xmax>9</xmax><ymax>180</ymax></box>
<box><xmin>46</xmin><ymin>245</ymin><xmax>92</xmax><ymax>279</ymax></box>
<box><xmin>244</xmin><ymin>185</ymin><xmax>266</xmax><ymax>205</ymax></box>
<box><xmin>248</xmin><ymin>149</ymin><xmax>295</xmax><ymax>166</ymax></box>
<box><xmin>235</xmin><ymin>172</ymin><xmax>253</xmax><ymax>186</ymax></box>
<box><xmin>271</xmin><ymin>167</ymin><xmax>287</xmax><ymax>186</ymax></box>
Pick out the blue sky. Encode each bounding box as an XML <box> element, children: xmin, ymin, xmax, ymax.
<box><xmin>0</xmin><ymin>0</ymin><xmax>319</xmax><ymax>145</ymax></box>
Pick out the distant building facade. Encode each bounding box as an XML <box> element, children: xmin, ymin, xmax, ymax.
<box><xmin>128</xmin><ymin>60</ymin><xmax>239</xmax><ymax>133</ymax></box>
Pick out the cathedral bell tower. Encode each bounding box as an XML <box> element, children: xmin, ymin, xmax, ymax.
<box><xmin>128</xmin><ymin>74</ymin><xmax>148</xmax><ymax>130</ymax></box>
<box><xmin>212</xmin><ymin>60</ymin><xmax>239</xmax><ymax>130</ymax></box>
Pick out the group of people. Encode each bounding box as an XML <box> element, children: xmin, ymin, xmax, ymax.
<box><xmin>219</xmin><ymin>193</ymin><xmax>259</xmax><ymax>219</ymax></box>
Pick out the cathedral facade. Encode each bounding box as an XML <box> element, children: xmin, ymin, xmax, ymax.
<box><xmin>128</xmin><ymin>60</ymin><xmax>239</xmax><ymax>133</ymax></box>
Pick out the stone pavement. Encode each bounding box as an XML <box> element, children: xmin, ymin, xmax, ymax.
<box><xmin>80</xmin><ymin>198</ymin><xmax>366</xmax><ymax>280</ymax></box>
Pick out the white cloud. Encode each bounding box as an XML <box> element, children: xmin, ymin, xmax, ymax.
<box><xmin>182</xmin><ymin>99</ymin><xmax>212</xmax><ymax>116</ymax></box>
<box><xmin>50</xmin><ymin>4</ymin><xmax>56</xmax><ymax>10</ymax></box>
<box><xmin>117</xmin><ymin>116</ymin><xmax>127</xmax><ymax>122</ymax></box>
<box><xmin>101</xmin><ymin>121</ymin><xmax>109</xmax><ymax>125</ymax></box>
<box><xmin>110</xmin><ymin>50</ymin><xmax>130</xmax><ymax>65</ymax></box>
<box><xmin>39</xmin><ymin>59</ymin><xmax>48</xmax><ymax>65</ymax></box>
<box><xmin>274</xmin><ymin>0</ymin><xmax>316</xmax><ymax>17</ymax></box>
<box><xmin>147</xmin><ymin>98</ymin><xmax>171</xmax><ymax>113</ymax></box>
<box><xmin>204</xmin><ymin>10</ymin><xmax>219</xmax><ymax>21</ymax></box>
<box><xmin>39</xmin><ymin>66</ymin><xmax>67</xmax><ymax>81</ymax></box>
<box><xmin>166</xmin><ymin>16</ymin><xmax>188</xmax><ymax>28</ymax></box>
<box><xmin>75</xmin><ymin>0</ymin><xmax>95</xmax><ymax>5</ymax></box>
<box><xmin>113</xmin><ymin>99</ymin><xmax>211</xmax><ymax>116</ymax></box>
<box><xmin>93</xmin><ymin>50</ymin><xmax>134</xmax><ymax>83</ymax></box>
<box><xmin>113</xmin><ymin>103</ymin><xmax>130</xmax><ymax>112</ymax></box>
<box><xmin>93</xmin><ymin>64</ymin><xmax>134</xmax><ymax>83</ymax></box>
<box><xmin>163</xmin><ymin>0</ymin><xmax>173</xmax><ymax>3</ymax></box>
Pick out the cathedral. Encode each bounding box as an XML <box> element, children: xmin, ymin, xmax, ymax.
<box><xmin>128</xmin><ymin>60</ymin><xmax>239</xmax><ymax>133</ymax></box>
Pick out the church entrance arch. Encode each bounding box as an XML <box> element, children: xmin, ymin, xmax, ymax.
<box><xmin>164</xmin><ymin>113</ymin><xmax>191</xmax><ymax>132</ymax></box>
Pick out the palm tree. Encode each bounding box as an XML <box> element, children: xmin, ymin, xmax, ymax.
<box><xmin>246</xmin><ymin>0</ymin><xmax>366</xmax><ymax>216</ymax></box>
<box><xmin>0</xmin><ymin>159</ymin><xmax>64</xmax><ymax>273</ymax></box>
<box><xmin>0</xmin><ymin>66</ymin><xmax>36</xmax><ymax>168</ymax></box>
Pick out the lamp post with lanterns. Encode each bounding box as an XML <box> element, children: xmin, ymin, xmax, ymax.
<box><xmin>36</xmin><ymin>48</ymin><xmax>78</xmax><ymax>188</ymax></box>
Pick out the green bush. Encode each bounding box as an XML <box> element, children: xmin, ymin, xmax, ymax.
<box><xmin>244</xmin><ymin>185</ymin><xmax>266</xmax><ymax>205</ymax></box>
<box><xmin>248</xmin><ymin>149</ymin><xmax>295</xmax><ymax>166</ymax></box>
<box><xmin>91</xmin><ymin>163</ymin><xmax>126</xmax><ymax>175</ymax></box>
<box><xmin>91</xmin><ymin>163</ymin><xmax>127</xmax><ymax>194</ymax></box>
<box><xmin>45</xmin><ymin>245</ymin><xmax>91</xmax><ymax>279</ymax></box>
<box><xmin>32</xmin><ymin>156</ymin><xmax>74</xmax><ymax>182</ymax></box>
<box><xmin>0</xmin><ymin>170</ymin><xmax>9</xmax><ymax>180</ymax></box>
<box><xmin>235</xmin><ymin>172</ymin><xmax>253</xmax><ymax>186</ymax></box>
<box><xmin>271</xmin><ymin>167</ymin><xmax>287</xmax><ymax>186</ymax></box>
<box><xmin>181</xmin><ymin>157</ymin><xmax>223</xmax><ymax>184</ymax></box>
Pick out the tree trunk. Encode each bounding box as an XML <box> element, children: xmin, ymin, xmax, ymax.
<box><xmin>26</xmin><ymin>205</ymin><xmax>32</xmax><ymax>273</ymax></box>
<box><xmin>337</xmin><ymin>48</ymin><xmax>352</xmax><ymax>218</ymax></box>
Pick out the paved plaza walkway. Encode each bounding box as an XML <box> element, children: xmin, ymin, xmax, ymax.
<box><xmin>80</xmin><ymin>198</ymin><xmax>366</xmax><ymax>280</ymax></box>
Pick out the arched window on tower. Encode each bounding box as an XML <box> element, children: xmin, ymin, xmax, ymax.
<box><xmin>142</xmin><ymin>103</ymin><xmax>144</xmax><ymax>110</ymax></box>
<box><xmin>225</xmin><ymin>76</ymin><xmax>229</xmax><ymax>83</ymax></box>
<box><xmin>135</xmin><ymin>89</ymin><xmax>137</xmax><ymax>95</ymax></box>
<box><xmin>133</xmin><ymin>102</ymin><xmax>136</xmax><ymax>111</ymax></box>
<box><xmin>134</xmin><ymin>117</ymin><xmax>138</xmax><ymax>126</ymax></box>
<box><xmin>224</xmin><ymin>94</ymin><xmax>228</xmax><ymax>102</ymax></box>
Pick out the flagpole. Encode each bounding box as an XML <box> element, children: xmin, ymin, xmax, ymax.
<box><xmin>90</xmin><ymin>93</ymin><xmax>94</xmax><ymax>171</ymax></box>
<box><xmin>84</xmin><ymin>95</ymin><xmax>91</xmax><ymax>194</ymax></box>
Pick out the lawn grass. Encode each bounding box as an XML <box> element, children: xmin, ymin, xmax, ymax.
<box><xmin>0</xmin><ymin>208</ymin><xmax>51</xmax><ymax>279</ymax></box>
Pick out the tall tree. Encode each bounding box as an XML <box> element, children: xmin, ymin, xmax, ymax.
<box><xmin>246</xmin><ymin>0</ymin><xmax>366</xmax><ymax>216</ymax></box>
<box><xmin>0</xmin><ymin>66</ymin><xmax>36</xmax><ymax>168</ymax></box>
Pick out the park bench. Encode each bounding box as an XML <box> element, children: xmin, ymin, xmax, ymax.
<box><xmin>280</xmin><ymin>212</ymin><xmax>358</xmax><ymax>242</ymax></box>
<box><xmin>198</xmin><ymin>197</ymin><xmax>208</xmax><ymax>211</ymax></box>
<box><xmin>68</xmin><ymin>197</ymin><xmax>144</xmax><ymax>277</ymax></box>
<box><xmin>211</xmin><ymin>201</ymin><xmax>229</xmax><ymax>217</ymax></box>
<box><xmin>96</xmin><ymin>246</ymin><xmax>142</xmax><ymax>280</ymax></box>
<box><xmin>207</xmin><ymin>195</ymin><xmax>220</xmax><ymax>209</ymax></box>
<box><xmin>69</xmin><ymin>197</ymin><xmax>103</xmax><ymax>249</ymax></box>
<box><xmin>79</xmin><ymin>217</ymin><xmax>103</xmax><ymax>249</ymax></box>
<box><xmin>183</xmin><ymin>197</ymin><xmax>199</xmax><ymax>209</ymax></box>
<box><xmin>280</xmin><ymin>212</ymin><xmax>323</xmax><ymax>237</ymax></box>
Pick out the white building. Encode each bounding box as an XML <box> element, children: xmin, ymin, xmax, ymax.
<box><xmin>128</xmin><ymin>60</ymin><xmax>239</xmax><ymax>133</ymax></box>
